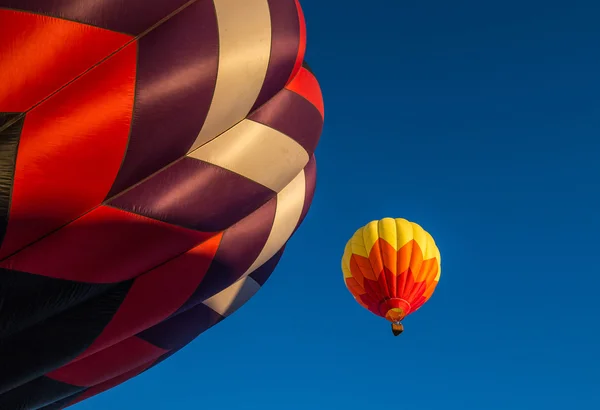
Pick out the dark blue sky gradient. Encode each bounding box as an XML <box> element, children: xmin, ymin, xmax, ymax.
<box><xmin>78</xmin><ymin>1</ymin><xmax>600</xmax><ymax>408</ymax></box>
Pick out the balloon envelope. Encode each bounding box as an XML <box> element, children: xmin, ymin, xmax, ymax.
<box><xmin>341</xmin><ymin>218</ymin><xmax>441</xmax><ymax>326</ymax></box>
<box><xmin>0</xmin><ymin>0</ymin><xmax>323</xmax><ymax>408</ymax></box>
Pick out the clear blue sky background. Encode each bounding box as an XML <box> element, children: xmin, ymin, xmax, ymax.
<box><xmin>77</xmin><ymin>1</ymin><xmax>599</xmax><ymax>408</ymax></box>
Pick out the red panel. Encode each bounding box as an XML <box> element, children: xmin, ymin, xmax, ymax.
<box><xmin>64</xmin><ymin>360</ymin><xmax>156</xmax><ymax>408</ymax></box>
<box><xmin>0</xmin><ymin>206</ymin><xmax>214</xmax><ymax>283</ymax></box>
<box><xmin>0</xmin><ymin>43</ymin><xmax>137</xmax><ymax>259</ymax></box>
<box><xmin>286</xmin><ymin>67</ymin><xmax>324</xmax><ymax>118</ymax></box>
<box><xmin>73</xmin><ymin>233</ymin><xmax>223</xmax><ymax>361</ymax></box>
<box><xmin>0</xmin><ymin>9</ymin><xmax>132</xmax><ymax>112</ymax></box>
<box><xmin>47</xmin><ymin>336</ymin><xmax>167</xmax><ymax>387</ymax></box>
<box><xmin>286</xmin><ymin>0</ymin><xmax>306</xmax><ymax>85</ymax></box>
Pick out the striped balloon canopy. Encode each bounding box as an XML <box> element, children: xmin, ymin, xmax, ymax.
<box><xmin>0</xmin><ymin>0</ymin><xmax>323</xmax><ymax>408</ymax></box>
<box><xmin>342</xmin><ymin>218</ymin><xmax>441</xmax><ymax>335</ymax></box>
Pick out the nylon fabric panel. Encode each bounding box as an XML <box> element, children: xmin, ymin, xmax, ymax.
<box><xmin>0</xmin><ymin>9</ymin><xmax>132</xmax><ymax>112</ymax></box>
<box><xmin>0</xmin><ymin>43</ymin><xmax>136</xmax><ymax>259</ymax></box>
<box><xmin>108</xmin><ymin>158</ymin><xmax>275</xmax><ymax>231</ymax></box>
<box><xmin>188</xmin><ymin>119</ymin><xmax>310</xmax><ymax>192</ymax></box>
<box><xmin>136</xmin><ymin>303</ymin><xmax>224</xmax><ymax>351</ymax></box>
<box><xmin>286</xmin><ymin>67</ymin><xmax>325</xmax><ymax>119</ymax></box>
<box><xmin>247</xmin><ymin>88</ymin><xmax>323</xmax><ymax>155</ymax></box>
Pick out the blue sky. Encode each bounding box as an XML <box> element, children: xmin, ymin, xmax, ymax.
<box><xmin>78</xmin><ymin>1</ymin><xmax>599</xmax><ymax>408</ymax></box>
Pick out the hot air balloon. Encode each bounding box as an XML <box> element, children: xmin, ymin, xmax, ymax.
<box><xmin>341</xmin><ymin>218</ymin><xmax>441</xmax><ymax>336</ymax></box>
<box><xmin>0</xmin><ymin>0</ymin><xmax>323</xmax><ymax>408</ymax></box>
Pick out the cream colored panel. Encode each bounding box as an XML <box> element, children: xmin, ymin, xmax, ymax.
<box><xmin>243</xmin><ymin>169</ymin><xmax>306</xmax><ymax>276</ymax></box>
<box><xmin>188</xmin><ymin>0</ymin><xmax>272</xmax><ymax>152</ymax></box>
<box><xmin>203</xmin><ymin>276</ymin><xmax>261</xmax><ymax>317</ymax></box>
<box><xmin>188</xmin><ymin>119</ymin><xmax>309</xmax><ymax>192</ymax></box>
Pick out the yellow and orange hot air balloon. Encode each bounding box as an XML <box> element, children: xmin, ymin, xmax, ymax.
<box><xmin>341</xmin><ymin>218</ymin><xmax>441</xmax><ymax>336</ymax></box>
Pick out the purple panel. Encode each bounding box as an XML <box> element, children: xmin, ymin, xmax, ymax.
<box><xmin>136</xmin><ymin>303</ymin><xmax>223</xmax><ymax>351</ymax></box>
<box><xmin>108</xmin><ymin>158</ymin><xmax>275</xmax><ymax>232</ymax></box>
<box><xmin>248</xmin><ymin>89</ymin><xmax>323</xmax><ymax>155</ymax></box>
<box><xmin>175</xmin><ymin>198</ymin><xmax>277</xmax><ymax>313</ymax></box>
<box><xmin>250</xmin><ymin>0</ymin><xmax>300</xmax><ymax>111</ymax></box>
<box><xmin>107</xmin><ymin>0</ymin><xmax>219</xmax><ymax>197</ymax></box>
<box><xmin>0</xmin><ymin>0</ymin><xmax>193</xmax><ymax>35</ymax></box>
<box><xmin>248</xmin><ymin>247</ymin><xmax>284</xmax><ymax>287</ymax></box>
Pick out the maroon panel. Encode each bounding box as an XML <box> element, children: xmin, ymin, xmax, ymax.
<box><xmin>0</xmin><ymin>0</ymin><xmax>194</xmax><ymax>35</ymax></box>
<box><xmin>108</xmin><ymin>158</ymin><xmax>275</xmax><ymax>232</ymax></box>
<box><xmin>107</xmin><ymin>0</ymin><xmax>219</xmax><ymax>197</ymax></box>
<box><xmin>248</xmin><ymin>247</ymin><xmax>284</xmax><ymax>286</ymax></box>
<box><xmin>174</xmin><ymin>198</ymin><xmax>277</xmax><ymax>312</ymax></box>
<box><xmin>136</xmin><ymin>303</ymin><xmax>224</xmax><ymax>351</ymax></box>
<box><xmin>248</xmin><ymin>89</ymin><xmax>323</xmax><ymax>155</ymax></box>
<box><xmin>0</xmin><ymin>206</ymin><xmax>211</xmax><ymax>283</ymax></box>
<box><xmin>59</xmin><ymin>360</ymin><xmax>155</xmax><ymax>408</ymax></box>
<box><xmin>251</xmin><ymin>0</ymin><xmax>301</xmax><ymax>111</ymax></box>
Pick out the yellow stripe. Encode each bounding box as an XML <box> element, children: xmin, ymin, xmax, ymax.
<box><xmin>341</xmin><ymin>217</ymin><xmax>442</xmax><ymax>281</ymax></box>
<box><xmin>361</xmin><ymin>220</ymin><xmax>380</xmax><ymax>256</ymax></box>
<box><xmin>350</xmin><ymin>230</ymin><xmax>369</xmax><ymax>258</ymax></box>
<box><xmin>189</xmin><ymin>0</ymin><xmax>271</xmax><ymax>152</ymax></box>
<box><xmin>377</xmin><ymin>218</ymin><xmax>398</xmax><ymax>249</ymax></box>
<box><xmin>341</xmin><ymin>241</ymin><xmax>353</xmax><ymax>279</ymax></box>
<box><xmin>188</xmin><ymin>119</ymin><xmax>309</xmax><ymax>192</ymax></box>
<box><xmin>394</xmin><ymin>218</ymin><xmax>415</xmax><ymax>250</ymax></box>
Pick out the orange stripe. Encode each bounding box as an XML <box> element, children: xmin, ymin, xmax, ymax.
<box><xmin>0</xmin><ymin>9</ymin><xmax>132</xmax><ymax>112</ymax></box>
<box><xmin>286</xmin><ymin>68</ymin><xmax>324</xmax><ymax>118</ymax></box>
<box><xmin>0</xmin><ymin>43</ymin><xmax>138</xmax><ymax>259</ymax></box>
<box><xmin>408</xmin><ymin>241</ymin><xmax>424</xmax><ymax>277</ymax></box>
<box><xmin>286</xmin><ymin>0</ymin><xmax>306</xmax><ymax>85</ymax></box>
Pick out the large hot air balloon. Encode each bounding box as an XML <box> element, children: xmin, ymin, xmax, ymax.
<box><xmin>341</xmin><ymin>218</ymin><xmax>441</xmax><ymax>336</ymax></box>
<box><xmin>0</xmin><ymin>0</ymin><xmax>324</xmax><ymax>408</ymax></box>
